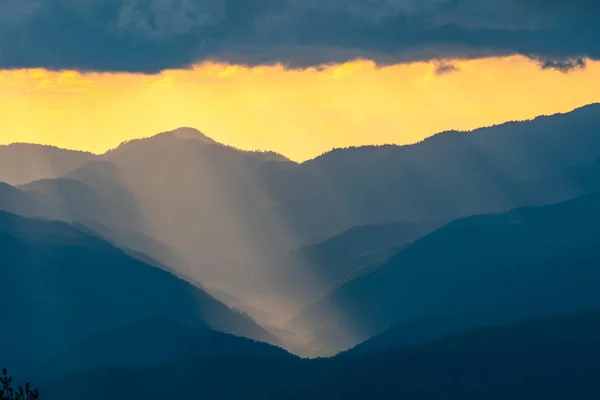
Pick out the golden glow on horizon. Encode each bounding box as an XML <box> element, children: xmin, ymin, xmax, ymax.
<box><xmin>1</xmin><ymin>56</ymin><xmax>600</xmax><ymax>161</ymax></box>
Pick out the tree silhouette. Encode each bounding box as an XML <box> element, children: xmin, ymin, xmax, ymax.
<box><xmin>0</xmin><ymin>369</ymin><xmax>39</xmax><ymax>400</ymax></box>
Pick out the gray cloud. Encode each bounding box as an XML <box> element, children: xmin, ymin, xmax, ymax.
<box><xmin>0</xmin><ymin>0</ymin><xmax>598</xmax><ymax>72</ymax></box>
<box><xmin>435</xmin><ymin>62</ymin><xmax>459</xmax><ymax>75</ymax></box>
<box><xmin>538</xmin><ymin>57</ymin><xmax>587</xmax><ymax>72</ymax></box>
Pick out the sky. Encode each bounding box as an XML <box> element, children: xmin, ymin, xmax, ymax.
<box><xmin>1</xmin><ymin>0</ymin><xmax>599</xmax><ymax>161</ymax></box>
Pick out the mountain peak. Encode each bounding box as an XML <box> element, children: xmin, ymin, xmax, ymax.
<box><xmin>106</xmin><ymin>127</ymin><xmax>220</xmax><ymax>156</ymax></box>
<box><xmin>164</xmin><ymin>127</ymin><xmax>218</xmax><ymax>145</ymax></box>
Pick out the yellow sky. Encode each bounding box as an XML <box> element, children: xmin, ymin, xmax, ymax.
<box><xmin>1</xmin><ymin>55</ymin><xmax>600</xmax><ymax>161</ymax></box>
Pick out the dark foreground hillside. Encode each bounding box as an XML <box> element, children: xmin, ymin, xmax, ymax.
<box><xmin>0</xmin><ymin>212</ymin><xmax>276</xmax><ymax>374</ymax></box>
<box><xmin>43</xmin><ymin>309</ymin><xmax>600</xmax><ymax>400</ymax></box>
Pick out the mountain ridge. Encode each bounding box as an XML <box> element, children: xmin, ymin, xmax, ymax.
<box><xmin>3</xmin><ymin>103</ymin><xmax>600</xmax><ymax>356</ymax></box>
<box><xmin>31</xmin><ymin>317</ymin><xmax>294</xmax><ymax>384</ymax></box>
<box><xmin>294</xmin><ymin>190</ymin><xmax>600</xmax><ymax>353</ymax></box>
<box><xmin>0</xmin><ymin>144</ymin><xmax>94</xmax><ymax>186</ymax></box>
<box><xmin>3</xmin><ymin>103</ymin><xmax>599</xmax><ymax>170</ymax></box>
<box><xmin>41</xmin><ymin>308</ymin><xmax>600</xmax><ymax>400</ymax></box>
<box><xmin>303</xmin><ymin>103</ymin><xmax>600</xmax><ymax>163</ymax></box>
<box><xmin>0</xmin><ymin>211</ymin><xmax>277</xmax><ymax>373</ymax></box>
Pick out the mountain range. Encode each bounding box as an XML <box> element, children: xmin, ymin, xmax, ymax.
<box><xmin>294</xmin><ymin>190</ymin><xmax>600</xmax><ymax>353</ymax></box>
<box><xmin>2</xmin><ymin>103</ymin><xmax>600</xmax><ymax>367</ymax></box>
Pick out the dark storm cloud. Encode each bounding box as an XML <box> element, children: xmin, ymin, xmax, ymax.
<box><xmin>0</xmin><ymin>0</ymin><xmax>598</xmax><ymax>72</ymax></box>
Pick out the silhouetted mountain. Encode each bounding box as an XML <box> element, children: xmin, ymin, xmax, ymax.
<box><xmin>0</xmin><ymin>183</ymin><xmax>52</xmax><ymax>217</ymax></box>
<box><xmin>295</xmin><ymin>191</ymin><xmax>600</xmax><ymax>352</ymax></box>
<box><xmin>0</xmin><ymin>212</ymin><xmax>275</xmax><ymax>374</ymax></box>
<box><xmin>4</xmin><ymin>105</ymin><xmax>600</xmax><ymax>356</ymax></box>
<box><xmin>287</xmin><ymin>103</ymin><xmax>600</xmax><ymax>238</ymax></box>
<box><xmin>263</xmin><ymin>221</ymin><xmax>439</xmax><ymax>315</ymax></box>
<box><xmin>79</xmin><ymin>106</ymin><xmax>600</xmax><ymax>336</ymax></box>
<box><xmin>107</xmin><ymin>127</ymin><xmax>290</xmax><ymax>162</ymax></box>
<box><xmin>0</xmin><ymin>144</ymin><xmax>92</xmax><ymax>185</ymax></box>
<box><xmin>291</xmin><ymin>221</ymin><xmax>439</xmax><ymax>286</ymax></box>
<box><xmin>297</xmin><ymin>309</ymin><xmax>600</xmax><ymax>400</ymax></box>
<box><xmin>32</xmin><ymin>318</ymin><xmax>293</xmax><ymax>383</ymax></box>
<box><xmin>22</xmin><ymin>163</ymin><xmax>173</xmax><ymax>264</ymax></box>
<box><xmin>80</xmin><ymin>130</ymin><xmax>309</xmax><ymax>330</ymax></box>
<box><xmin>0</xmin><ymin>178</ymin><xmax>184</xmax><ymax>282</ymax></box>
<box><xmin>23</xmin><ymin>177</ymin><xmax>142</xmax><ymax>227</ymax></box>
<box><xmin>42</xmin><ymin>309</ymin><xmax>600</xmax><ymax>400</ymax></box>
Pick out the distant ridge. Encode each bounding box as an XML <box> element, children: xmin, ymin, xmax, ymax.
<box><xmin>306</xmin><ymin>102</ymin><xmax>600</xmax><ymax>163</ymax></box>
<box><xmin>0</xmin><ymin>143</ymin><xmax>94</xmax><ymax>185</ymax></box>
<box><xmin>2</xmin><ymin>142</ymin><xmax>93</xmax><ymax>154</ymax></box>
<box><xmin>420</xmin><ymin>102</ymin><xmax>600</xmax><ymax>143</ymax></box>
<box><xmin>4</xmin><ymin>102</ymin><xmax>598</xmax><ymax>165</ymax></box>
